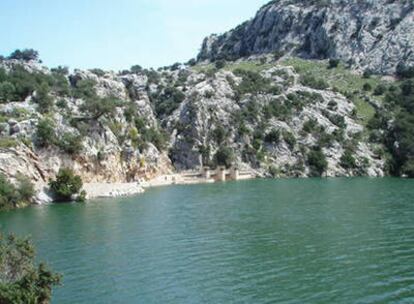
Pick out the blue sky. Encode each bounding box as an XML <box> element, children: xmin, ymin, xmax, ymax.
<box><xmin>0</xmin><ymin>0</ymin><xmax>268</xmax><ymax>70</ymax></box>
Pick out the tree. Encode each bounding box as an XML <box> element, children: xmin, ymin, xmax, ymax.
<box><xmin>0</xmin><ymin>233</ymin><xmax>61</xmax><ymax>304</ymax></box>
<box><xmin>328</xmin><ymin>59</ymin><xmax>340</xmax><ymax>69</ymax></box>
<box><xmin>307</xmin><ymin>147</ymin><xmax>328</xmax><ymax>177</ymax></box>
<box><xmin>35</xmin><ymin>119</ymin><xmax>56</xmax><ymax>148</ymax></box>
<box><xmin>33</xmin><ymin>83</ymin><xmax>53</xmax><ymax>113</ymax></box>
<box><xmin>212</xmin><ymin>126</ymin><xmax>226</xmax><ymax>144</ymax></box>
<box><xmin>8</xmin><ymin>49</ymin><xmax>39</xmax><ymax>61</ymax></box>
<box><xmin>214</xmin><ymin>147</ymin><xmax>234</xmax><ymax>168</ymax></box>
<box><xmin>48</xmin><ymin>168</ymin><xmax>83</xmax><ymax>202</ymax></box>
<box><xmin>0</xmin><ymin>82</ymin><xmax>16</xmax><ymax>102</ymax></box>
<box><xmin>215</xmin><ymin>60</ymin><xmax>226</xmax><ymax>69</ymax></box>
<box><xmin>0</xmin><ymin>174</ymin><xmax>34</xmax><ymax>211</ymax></box>
<box><xmin>16</xmin><ymin>174</ymin><xmax>35</xmax><ymax>203</ymax></box>
<box><xmin>57</xmin><ymin>133</ymin><xmax>84</xmax><ymax>155</ymax></box>
<box><xmin>130</xmin><ymin>65</ymin><xmax>143</xmax><ymax>74</ymax></box>
<box><xmin>264</xmin><ymin>129</ymin><xmax>280</xmax><ymax>144</ymax></box>
<box><xmin>340</xmin><ymin>148</ymin><xmax>357</xmax><ymax>170</ymax></box>
<box><xmin>79</xmin><ymin>96</ymin><xmax>121</xmax><ymax>120</ymax></box>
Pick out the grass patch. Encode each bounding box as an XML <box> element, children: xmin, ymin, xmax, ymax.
<box><xmin>0</xmin><ymin>137</ymin><xmax>17</xmax><ymax>148</ymax></box>
<box><xmin>354</xmin><ymin>99</ymin><xmax>376</xmax><ymax>126</ymax></box>
<box><xmin>280</xmin><ymin>57</ymin><xmax>389</xmax><ymax>125</ymax></box>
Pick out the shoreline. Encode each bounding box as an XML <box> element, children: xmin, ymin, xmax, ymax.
<box><xmin>32</xmin><ymin>171</ymin><xmax>257</xmax><ymax>204</ymax></box>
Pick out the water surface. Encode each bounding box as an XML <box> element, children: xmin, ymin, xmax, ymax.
<box><xmin>1</xmin><ymin>178</ymin><xmax>414</xmax><ymax>303</ymax></box>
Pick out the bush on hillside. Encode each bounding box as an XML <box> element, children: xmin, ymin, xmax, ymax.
<box><xmin>48</xmin><ymin>168</ymin><xmax>84</xmax><ymax>202</ymax></box>
<box><xmin>340</xmin><ymin>148</ymin><xmax>357</xmax><ymax>170</ymax></box>
<box><xmin>307</xmin><ymin>147</ymin><xmax>328</xmax><ymax>177</ymax></box>
<box><xmin>396</xmin><ymin>62</ymin><xmax>414</xmax><ymax>79</ymax></box>
<box><xmin>57</xmin><ymin>132</ymin><xmax>84</xmax><ymax>155</ymax></box>
<box><xmin>33</xmin><ymin>83</ymin><xmax>53</xmax><ymax>113</ymax></box>
<box><xmin>214</xmin><ymin>147</ymin><xmax>234</xmax><ymax>168</ymax></box>
<box><xmin>0</xmin><ymin>174</ymin><xmax>35</xmax><ymax>211</ymax></box>
<box><xmin>264</xmin><ymin>129</ymin><xmax>280</xmax><ymax>144</ymax></box>
<box><xmin>328</xmin><ymin>59</ymin><xmax>340</xmax><ymax>69</ymax></box>
<box><xmin>8</xmin><ymin>49</ymin><xmax>39</xmax><ymax>61</ymax></box>
<box><xmin>300</xmin><ymin>74</ymin><xmax>329</xmax><ymax>90</ymax></box>
<box><xmin>35</xmin><ymin>118</ymin><xmax>56</xmax><ymax>148</ymax></box>
<box><xmin>0</xmin><ymin>233</ymin><xmax>61</xmax><ymax>303</ymax></box>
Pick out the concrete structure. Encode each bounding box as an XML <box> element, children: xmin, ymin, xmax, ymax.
<box><xmin>216</xmin><ymin>166</ymin><xmax>227</xmax><ymax>182</ymax></box>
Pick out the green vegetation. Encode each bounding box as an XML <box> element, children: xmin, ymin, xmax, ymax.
<box><xmin>33</xmin><ymin>83</ymin><xmax>54</xmax><ymax>113</ymax></box>
<box><xmin>0</xmin><ymin>137</ymin><xmax>18</xmax><ymax>149</ymax></box>
<box><xmin>0</xmin><ymin>174</ymin><xmax>35</xmax><ymax>211</ymax></box>
<box><xmin>340</xmin><ymin>148</ymin><xmax>357</xmax><ymax>170</ymax></box>
<box><xmin>307</xmin><ymin>147</ymin><xmax>328</xmax><ymax>177</ymax></box>
<box><xmin>48</xmin><ymin>168</ymin><xmax>84</xmax><ymax>202</ymax></box>
<box><xmin>57</xmin><ymin>133</ymin><xmax>84</xmax><ymax>155</ymax></box>
<box><xmin>151</xmin><ymin>87</ymin><xmax>185</xmax><ymax>118</ymax></box>
<box><xmin>283</xmin><ymin>131</ymin><xmax>296</xmax><ymax>150</ymax></box>
<box><xmin>214</xmin><ymin>147</ymin><xmax>234</xmax><ymax>168</ymax></box>
<box><xmin>0</xmin><ymin>233</ymin><xmax>61</xmax><ymax>303</ymax></box>
<box><xmin>35</xmin><ymin>118</ymin><xmax>56</xmax><ymax>148</ymax></box>
<box><xmin>8</xmin><ymin>49</ymin><xmax>39</xmax><ymax>61</ymax></box>
<box><xmin>79</xmin><ymin>96</ymin><xmax>122</xmax><ymax>120</ymax></box>
<box><xmin>281</xmin><ymin>57</ymin><xmax>383</xmax><ymax>125</ymax></box>
<box><xmin>300</xmin><ymin>74</ymin><xmax>329</xmax><ymax>90</ymax></box>
<box><xmin>233</xmin><ymin>69</ymin><xmax>280</xmax><ymax>97</ymax></box>
<box><xmin>212</xmin><ymin>126</ymin><xmax>227</xmax><ymax>144</ymax></box>
<box><xmin>264</xmin><ymin>129</ymin><xmax>280</xmax><ymax>144</ymax></box>
<box><xmin>380</xmin><ymin>78</ymin><xmax>414</xmax><ymax>177</ymax></box>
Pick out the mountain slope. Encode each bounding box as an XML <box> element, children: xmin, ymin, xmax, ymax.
<box><xmin>198</xmin><ymin>0</ymin><xmax>414</xmax><ymax>75</ymax></box>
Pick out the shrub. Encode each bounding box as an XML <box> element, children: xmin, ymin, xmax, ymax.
<box><xmin>8</xmin><ymin>49</ymin><xmax>39</xmax><ymax>61</ymax></box>
<box><xmin>48</xmin><ymin>168</ymin><xmax>83</xmax><ymax>202</ymax></box>
<box><xmin>214</xmin><ymin>147</ymin><xmax>234</xmax><ymax>168</ymax></box>
<box><xmin>57</xmin><ymin>132</ymin><xmax>83</xmax><ymax>155</ymax></box>
<box><xmin>300</xmin><ymin>74</ymin><xmax>329</xmax><ymax>90</ymax></box>
<box><xmin>0</xmin><ymin>174</ymin><xmax>34</xmax><ymax>210</ymax></box>
<box><xmin>33</xmin><ymin>83</ymin><xmax>53</xmax><ymax>113</ymax></box>
<box><xmin>302</xmin><ymin>118</ymin><xmax>318</xmax><ymax>134</ymax></box>
<box><xmin>0</xmin><ymin>233</ymin><xmax>61</xmax><ymax>303</ymax></box>
<box><xmin>212</xmin><ymin>126</ymin><xmax>226</xmax><ymax>144</ymax></box>
<box><xmin>328</xmin><ymin>59</ymin><xmax>340</xmax><ymax>69</ymax></box>
<box><xmin>16</xmin><ymin>174</ymin><xmax>35</xmax><ymax>203</ymax></box>
<box><xmin>273</xmin><ymin>51</ymin><xmax>285</xmax><ymax>61</ymax></box>
<box><xmin>363</xmin><ymin>70</ymin><xmax>372</xmax><ymax>79</ymax></box>
<box><xmin>363</xmin><ymin>83</ymin><xmax>372</xmax><ymax>91</ymax></box>
<box><xmin>187</xmin><ymin>59</ymin><xmax>197</xmax><ymax>66</ymax></box>
<box><xmin>283</xmin><ymin>131</ymin><xmax>296</xmax><ymax>149</ymax></box>
<box><xmin>396</xmin><ymin>62</ymin><xmax>414</xmax><ymax>79</ymax></box>
<box><xmin>80</xmin><ymin>96</ymin><xmax>121</xmax><ymax>120</ymax></box>
<box><xmin>90</xmin><ymin>68</ymin><xmax>105</xmax><ymax>77</ymax></box>
<box><xmin>35</xmin><ymin>118</ymin><xmax>56</xmax><ymax>148</ymax></box>
<box><xmin>0</xmin><ymin>82</ymin><xmax>16</xmax><ymax>102</ymax></box>
<box><xmin>152</xmin><ymin>87</ymin><xmax>185</xmax><ymax>118</ymax></box>
<box><xmin>264</xmin><ymin>129</ymin><xmax>280</xmax><ymax>144</ymax></box>
<box><xmin>215</xmin><ymin>60</ymin><xmax>226</xmax><ymax>69</ymax></box>
<box><xmin>71</xmin><ymin>79</ymin><xmax>97</xmax><ymax>100</ymax></box>
<box><xmin>51</xmin><ymin>66</ymin><xmax>69</xmax><ymax>75</ymax></box>
<box><xmin>373</xmin><ymin>84</ymin><xmax>387</xmax><ymax>96</ymax></box>
<box><xmin>233</xmin><ymin>69</ymin><xmax>271</xmax><ymax>95</ymax></box>
<box><xmin>340</xmin><ymin>148</ymin><xmax>357</xmax><ymax>170</ymax></box>
<box><xmin>307</xmin><ymin>147</ymin><xmax>328</xmax><ymax>177</ymax></box>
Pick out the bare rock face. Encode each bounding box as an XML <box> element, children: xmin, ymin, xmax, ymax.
<box><xmin>198</xmin><ymin>0</ymin><xmax>414</xmax><ymax>75</ymax></box>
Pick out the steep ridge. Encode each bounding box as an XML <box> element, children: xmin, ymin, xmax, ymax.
<box><xmin>198</xmin><ymin>0</ymin><xmax>414</xmax><ymax>75</ymax></box>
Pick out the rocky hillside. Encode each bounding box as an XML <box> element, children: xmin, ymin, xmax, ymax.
<box><xmin>0</xmin><ymin>53</ymin><xmax>388</xmax><ymax>194</ymax></box>
<box><xmin>198</xmin><ymin>0</ymin><xmax>414</xmax><ymax>75</ymax></box>
<box><xmin>3</xmin><ymin>1</ymin><xmax>414</xmax><ymax>204</ymax></box>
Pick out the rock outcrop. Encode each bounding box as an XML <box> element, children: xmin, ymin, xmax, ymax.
<box><xmin>198</xmin><ymin>0</ymin><xmax>414</xmax><ymax>75</ymax></box>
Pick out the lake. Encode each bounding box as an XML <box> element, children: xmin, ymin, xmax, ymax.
<box><xmin>1</xmin><ymin>178</ymin><xmax>414</xmax><ymax>303</ymax></box>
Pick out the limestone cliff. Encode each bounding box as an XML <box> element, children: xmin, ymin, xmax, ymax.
<box><xmin>198</xmin><ymin>0</ymin><xmax>414</xmax><ymax>75</ymax></box>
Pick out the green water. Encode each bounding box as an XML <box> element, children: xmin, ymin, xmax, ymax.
<box><xmin>1</xmin><ymin>178</ymin><xmax>414</xmax><ymax>303</ymax></box>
